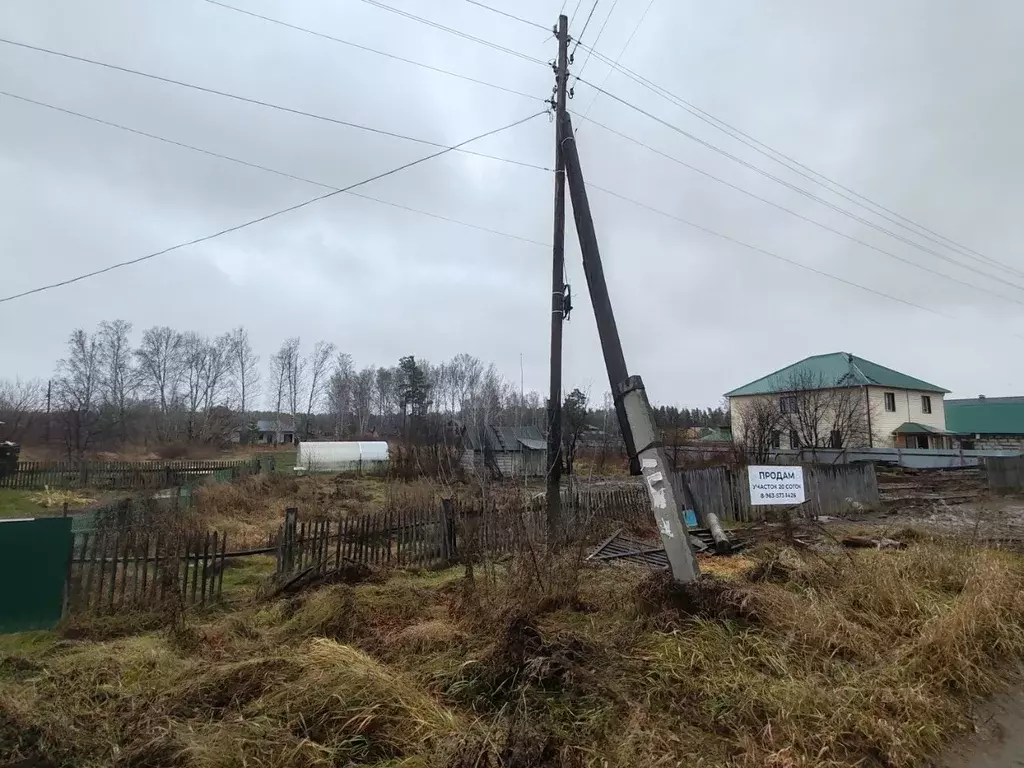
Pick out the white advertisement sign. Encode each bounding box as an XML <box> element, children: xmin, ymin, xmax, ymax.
<box><xmin>748</xmin><ymin>465</ymin><xmax>805</xmax><ymax>506</ymax></box>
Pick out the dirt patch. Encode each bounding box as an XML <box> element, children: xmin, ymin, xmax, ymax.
<box><xmin>634</xmin><ymin>570</ymin><xmax>752</xmax><ymax>625</ymax></box>
<box><xmin>941</xmin><ymin>685</ymin><xmax>1024</xmax><ymax>768</ymax></box>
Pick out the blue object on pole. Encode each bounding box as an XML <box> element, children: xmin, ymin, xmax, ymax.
<box><xmin>682</xmin><ymin>509</ymin><xmax>698</xmax><ymax>528</ymax></box>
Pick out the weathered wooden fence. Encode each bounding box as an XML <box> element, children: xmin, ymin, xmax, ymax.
<box><xmin>67</xmin><ymin>529</ymin><xmax>229</xmax><ymax>614</ymax></box>
<box><xmin>682</xmin><ymin>463</ymin><xmax>880</xmax><ymax>522</ymax></box>
<box><xmin>0</xmin><ymin>458</ymin><xmax>259</xmax><ymax>490</ymax></box>
<box><xmin>273</xmin><ymin>488</ymin><xmax>653</xmax><ymax>578</ymax></box>
<box><xmin>272</xmin><ymin>466</ymin><xmax>881</xmax><ymax>579</ymax></box>
<box><xmin>986</xmin><ymin>455</ymin><xmax>1024</xmax><ymax>495</ymax></box>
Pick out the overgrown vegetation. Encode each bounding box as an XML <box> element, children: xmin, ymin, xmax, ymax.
<box><xmin>3</xmin><ymin>537</ymin><xmax>1024</xmax><ymax>766</ymax></box>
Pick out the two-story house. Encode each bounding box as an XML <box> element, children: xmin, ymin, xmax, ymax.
<box><xmin>725</xmin><ymin>352</ymin><xmax>952</xmax><ymax>450</ymax></box>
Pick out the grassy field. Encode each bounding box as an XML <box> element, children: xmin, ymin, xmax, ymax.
<box><xmin>3</xmin><ymin>534</ymin><xmax>1024</xmax><ymax>767</ymax></box>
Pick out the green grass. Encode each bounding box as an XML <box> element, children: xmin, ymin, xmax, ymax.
<box><xmin>0</xmin><ymin>490</ymin><xmax>47</xmax><ymax>519</ymax></box>
<box><xmin>220</xmin><ymin>555</ymin><xmax>277</xmax><ymax>599</ymax></box>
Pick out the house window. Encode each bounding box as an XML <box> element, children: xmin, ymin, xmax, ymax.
<box><xmin>921</xmin><ymin>395</ymin><xmax>932</xmax><ymax>414</ymax></box>
<box><xmin>830</xmin><ymin>430</ymin><xmax>843</xmax><ymax>449</ymax></box>
<box><xmin>790</xmin><ymin>430</ymin><xmax>801</xmax><ymax>449</ymax></box>
<box><xmin>769</xmin><ymin>431</ymin><xmax>781</xmax><ymax>449</ymax></box>
<box><xmin>884</xmin><ymin>392</ymin><xmax>896</xmax><ymax>412</ymax></box>
<box><xmin>780</xmin><ymin>395</ymin><xmax>797</xmax><ymax>415</ymax></box>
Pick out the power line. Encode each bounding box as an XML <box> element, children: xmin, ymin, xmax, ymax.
<box><xmin>0</xmin><ymin>36</ymin><xmax>549</xmax><ymax>173</ymax></box>
<box><xmin>571</xmin><ymin>0</ymin><xmax>600</xmax><ymax>56</ymax></box>
<box><xmin>569</xmin><ymin>0</ymin><xmax>585</xmax><ymax>27</ymax></box>
<box><xmin>573</xmin><ymin>0</ymin><xmax>619</xmax><ymax>80</ymax></box>
<box><xmin>0</xmin><ymin>110</ymin><xmax>547</xmax><ymax>303</ymax></box>
<box><xmin>582</xmin><ymin>180</ymin><xmax>979</xmax><ymax>328</ymax></box>
<box><xmin>204</xmin><ymin>0</ymin><xmax>546</xmax><ymax>103</ymax></box>
<box><xmin>577</xmin><ymin>112</ymin><xmax>1024</xmax><ymax>308</ymax></box>
<box><xmin>463</xmin><ymin>0</ymin><xmax>550</xmax><ymax>32</ymax></box>
<box><xmin>353</xmin><ymin>0</ymin><xmax>549</xmax><ymax>67</ymax></box>
<box><xmin>576</xmin><ymin>0</ymin><xmax>655</xmax><ymax>129</ymax></box>
<box><xmin>0</xmin><ymin>90</ymin><xmax>551</xmax><ymax>249</ymax></box>
<box><xmin>576</xmin><ymin>76</ymin><xmax>1024</xmax><ymax>287</ymax></box>
<box><xmin>574</xmin><ymin>40</ymin><xmax>1020</xmax><ymax>278</ymax></box>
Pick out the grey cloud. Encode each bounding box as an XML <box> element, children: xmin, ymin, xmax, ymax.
<box><xmin>2</xmin><ymin>0</ymin><xmax>1023</xmax><ymax>407</ymax></box>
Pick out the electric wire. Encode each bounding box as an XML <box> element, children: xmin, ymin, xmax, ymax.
<box><xmin>576</xmin><ymin>111</ymin><xmax>1024</xmax><ymax>308</ymax></box>
<box><xmin>0</xmin><ymin>110</ymin><xmax>548</xmax><ymax>303</ymax></box>
<box><xmin>569</xmin><ymin>0</ymin><xmax>584</xmax><ymax>27</ymax></box>
<box><xmin>575</xmin><ymin>0</ymin><xmax>656</xmax><ymax>130</ymax></box>
<box><xmin>353</xmin><ymin>0</ymin><xmax>549</xmax><ymax>67</ymax></box>
<box><xmin>204</xmin><ymin>0</ymin><xmax>546</xmax><ymax>102</ymax></box>
<box><xmin>570</xmin><ymin>0</ymin><xmax>600</xmax><ymax>56</ymax></box>
<box><xmin>574</xmin><ymin>39</ymin><xmax>1020</xmax><ymax>277</ymax></box>
<box><xmin>0</xmin><ymin>90</ymin><xmax>551</xmax><ymax>250</ymax></box>
<box><xmin>463</xmin><ymin>0</ymin><xmax>550</xmax><ymax>32</ymax></box>
<box><xmin>582</xmin><ymin>180</ymin><xmax>981</xmax><ymax>329</ymax></box>
<box><xmin>0</xmin><ymin>36</ymin><xmax>550</xmax><ymax>173</ymax></box>
<box><xmin>573</xmin><ymin>0</ymin><xmax>619</xmax><ymax>81</ymax></box>
<box><xmin>575</xmin><ymin>76</ymin><xmax>1024</xmax><ymax>287</ymax></box>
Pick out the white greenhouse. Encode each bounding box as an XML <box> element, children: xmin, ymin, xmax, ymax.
<box><xmin>295</xmin><ymin>441</ymin><xmax>389</xmax><ymax>474</ymax></box>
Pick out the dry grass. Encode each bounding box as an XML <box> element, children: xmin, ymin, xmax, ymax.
<box><xmin>28</xmin><ymin>486</ymin><xmax>95</xmax><ymax>509</ymax></box>
<box><xmin>5</xmin><ymin>540</ymin><xmax>1024</xmax><ymax>767</ymax></box>
<box><xmin>192</xmin><ymin>473</ymin><xmax>388</xmax><ymax>543</ymax></box>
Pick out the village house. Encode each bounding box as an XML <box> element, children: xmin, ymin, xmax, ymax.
<box><xmin>460</xmin><ymin>424</ymin><xmax>546</xmax><ymax>478</ymax></box>
<box><xmin>945</xmin><ymin>396</ymin><xmax>1024</xmax><ymax>450</ymax></box>
<box><xmin>725</xmin><ymin>352</ymin><xmax>952</xmax><ymax>450</ymax></box>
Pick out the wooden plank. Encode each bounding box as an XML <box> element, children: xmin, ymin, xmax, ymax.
<box><xmin>87</xmin><ymin>532</ymin><xmax>103</xmax><ymax>613</ymax></box>
<box><xmin>131</xmin><ymin>532</ymin><xmax>142</xmax><ymax>605</ymax></box>
<box><xmin>73</xmin><ymin>532</ymin><xmax>90</xmax><ymax>610</ymax></box>
<box><xmin>189</xmin><ymin>534</ymin><xmax>202</xmax><ymax>606</ymax></box>
<box><xmin>200</xmin><ymin>531</ymin><xmax>213</xmax><ymax>607</ymax></box>
<box><xmin>334</xmin><ymin>516</ymin><xmax>343</xmax><ymax>568</ymax></box>
<box><xmin>107</xmin><ymin>528</ymin><xmax>123</xmax><ymax>613</ymax></box>
<box><xmin>217</xmin><ymin>532</ymin><xmax>227</xmax><ymax>602</ymax></box>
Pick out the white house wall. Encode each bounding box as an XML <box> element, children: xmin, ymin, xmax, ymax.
<box><xmin>867</xmin><ymin>386</ymin><xmax>946</xmax><ymax>446</ymax></box>
<box><xmin>729</xmin><ymin>387</ymin><xmax>948</xmax><ymax>449</ymax></box>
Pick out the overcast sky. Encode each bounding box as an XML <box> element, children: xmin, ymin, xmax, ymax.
<box><xmin>2</xmin><ymin>0</ymin><xmax>1022</xmax><ymax>407</ymax></box>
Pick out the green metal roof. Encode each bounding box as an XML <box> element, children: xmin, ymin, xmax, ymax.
<box><xmin>892</xmin><ymin>422</ymin><xmax>951</xmax><ymax>435</ymax></box>
<box><xmin>724</xmin><ymin>352</ymin><xmax>949</xmax><ymax>397</ymax></box>
<box><xmin>945</xmin><ymin>399</ymin><xmax>1024</xmax><ymax>436</ymax></box>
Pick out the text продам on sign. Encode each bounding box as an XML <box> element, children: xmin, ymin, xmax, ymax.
<box><xmin>748</xmin><ymin>465</ymin><xmax>806</xmax><ymax>506</ymax></box>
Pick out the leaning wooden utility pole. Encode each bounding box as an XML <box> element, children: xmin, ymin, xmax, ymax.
<box><xmin>545</xmin><ymin>13</ymin><xmax>569</xmax><ymax>542</ymax></box>
<box><xmin>560</xmin><ymin>111</ymin><xmax>701</xmax><ymax>583</ymax></box>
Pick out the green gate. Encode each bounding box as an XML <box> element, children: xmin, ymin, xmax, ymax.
<box><xmin>0</xmin><ymin>517</ymin><xmax>72</xmax><ymax>634</ymax></box>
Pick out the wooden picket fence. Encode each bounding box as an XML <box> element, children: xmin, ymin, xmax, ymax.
<box><xmin>67</xmin><ymin>529</ymin><xmax>229</xmax><ymax>614</ymax></box>
<box><xmin>0</xmin><ymin>458</ymin><xmax>260</xmax><ymax>490</ymax></box>
<box><xmin>682</xmin><ymin>463</ymin><xmax>880</xmax><ymax>522</ymax></box>
<box><xmin>274</xmin><ymin>487</ymin><xmax>652</xmax><ymax>578</ymax></box>
<box><xmin>272</xmin><ymin>465</ymin><xmax>881</xmax><ymax>579</ymax></box>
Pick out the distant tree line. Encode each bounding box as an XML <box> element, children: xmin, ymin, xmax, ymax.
<box><xmin>0</xmin><ymin>320</ymin><xmax>728</xmax><ymax>461</ymax></box>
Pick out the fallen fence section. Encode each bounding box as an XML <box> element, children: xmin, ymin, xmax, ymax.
<box><xmin>0</xmin><ymin>458</ymin><xmax>260</xmax><ymax>490</ymax></box>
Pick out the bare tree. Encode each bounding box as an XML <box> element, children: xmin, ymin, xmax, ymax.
<box><xmin>280</xmin><ymin>338</ymin><xmax>305</xmax><ymax>425</ymax></box>
<box><xmin>303</xmin><ymin>340</ymin><xmax>336</xmax><ymax>436</ymax></box>
<box><xmin>352</xmin><ymin>367</ymin><xmax>375</xmax><ymax>436</ymax></box>
<box><xmin>327</xmin><ymin>352</ymin><xmax>354</xmax><ymax>437</ymax></box>
<box><xmin>54</xmin><ymin>329</ymin><xmax>101</xmax><ymax>459</ymax></box>
<box><xmin>737</xmin><ymin>397</ymin><xmax>783</xmax><ymax>463</ymax></box>
<box><xmin>180</xmin><ymin>332</ymin><xmax>208</xmax><ymax>442</ymax></box>
<box><xmin>135</xmin><ymin>326</ymin><xmax>183</xmax><ymax>442</ymax></box>
<box><xmin>97</xmin><ymin>319</ymin><xmax>137</xmax><ymax>445</ymax></box>
<box><xmin>0</xmin><ymin>378</ymin><xmax>43</xmax><ymax>443</ymax></box>
<box><xmin>374</xmin><ymin>366</ymin><xmax>397</xmax><ymax>433</ymax></box>
<box><xmin>780</xmin><ymin>370</ymin><xmax>873</xmax><ymax>450</ymax></box>
<box><xmin>227</xmin><ymin>327</ymin><xmax>261</xmax><ymax>420</ymax></box>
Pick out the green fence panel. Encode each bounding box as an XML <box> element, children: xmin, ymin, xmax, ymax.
<box><xmin>0</xmin><ymin>517</ymin><xmax>72</xmax><ymax>633</ymax></box>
